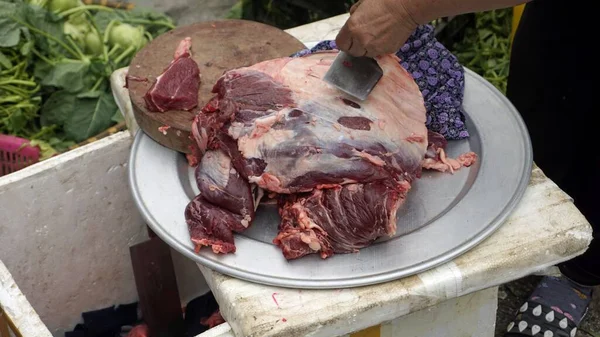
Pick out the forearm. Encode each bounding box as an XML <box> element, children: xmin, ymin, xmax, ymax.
<box><xmin>405</xmin><ymin>0</ymin><xmax>532</xmax><ymax>25</ymax></box>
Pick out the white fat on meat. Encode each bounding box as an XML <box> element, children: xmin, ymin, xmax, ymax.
<box><xmin>199</xmin><ymin>150</ymin><xmax>231</xmax><ymax>189</ymax></box>
<box><xmin>226</xmin><ymin>52</ymin><xmax>428</xmax><ymax>191</ymax></box>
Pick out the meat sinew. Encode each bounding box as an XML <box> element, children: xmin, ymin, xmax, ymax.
<box><xmin>185</xmin><ymin>50</ymin><xmax>476</xmax><ymax>260</ymax></box>
<box><xmin>144</xmin><ymin>37</ymin><xmax>201</xmax><ymax>112</ymax></box>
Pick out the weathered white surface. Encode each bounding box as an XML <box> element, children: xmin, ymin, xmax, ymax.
<box><xmin>0</xmin><ymin>131</ymin><xmax>209</xmax><ymax>336</ymax></box>
<box><xmin>0</xmin><ymin>133</ymin><xmax>147</xmax><ymax>336</ymax></box>
<box><xmin>284</xmin><ymin>13</ymin><xmax>349</xmax><ymax>43</ymax></box>
<box><xmin>197</xmin><ymin>323</ymin><xmax>235</xmax><ymax>337</ymax></box>
<box><xmin>377</xmin><ymin>286</ymin><xmax>498</xmax><ymax>337</ymax></box>
<box><xmin>1</xmin><ymin>256</ymin><xmax>54</xmax><ymax>337</ymax></box>
<box><xmin>191</xmin><ymin>14</ymin><xmax>594</xmax><ymax>337</ymax></box>
<box><xmin>111</xmin><ymin>68</ymin><xmax>139</xmax><ymax>137</ymax></box>
<box><xmin>196</xmin><ymin>287</ymin><xmax>498</xmax><ymax>337</ymax></box>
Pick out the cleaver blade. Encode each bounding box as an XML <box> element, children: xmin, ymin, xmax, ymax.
<box><xmin>323</xmin><ymin>51</ymin><xmax>383</xmax><ymax>101</ymax></box>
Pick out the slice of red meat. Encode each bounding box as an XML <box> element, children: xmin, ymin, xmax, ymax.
<box><xmin>274</xmin><ymin>180</ymin><xmax>409</xmax><ymax>260</ymax></box>
<box><xmin>144</xmin><ymin>37</ymin><xmax>201</xmax><ymax>112</ymax></box>
<box><xmin>185</xmin><ymin>150</ymin><xmax>255</xmax><ymax>254</ymax></box>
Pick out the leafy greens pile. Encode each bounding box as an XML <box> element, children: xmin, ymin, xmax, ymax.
<box><xmin>448</xmin><ymin>9</ymin><xmax>513</xmax><ymax>94</ymax></box>
<box><xmin>0</xmin><ymin>0</ymin><xmax>175</xmax><ymax>158</ymax></box>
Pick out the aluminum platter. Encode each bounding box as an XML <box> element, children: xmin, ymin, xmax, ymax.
<box><xmin>128</xmin><ymin>65</ymin><xmax>533</xmax><ymax>289</ymax></box>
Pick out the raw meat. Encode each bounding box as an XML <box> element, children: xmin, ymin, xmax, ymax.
<box><xmin>185</xmin><ymin>50</ymin><xmax>476</xmax><ymax>260</ymax></box>
<box><xmin>422</xmin><ymin>130</ymin><xmax>477</xmax><ymax>173</ymax></box>
<box><xmin>185</xmin><ymin>150</ymin><xmax>254</xmax><ymax>254</ymax></box>
<box><xmin>200</xmin><ymin>310</ymin><xmax>225</xmax><ymax>328</ymax></box>
<box><xmin>274</xmin><ymin>180</ymin><xmax>409</xmax><ymax>259</ymax></box>
<box><xmin>144</xmin><ymin>37</ymin><xmax>201</xmax><ymax>112</ymax></box>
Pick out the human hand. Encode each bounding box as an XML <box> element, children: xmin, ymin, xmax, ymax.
<box><xmin>335</xmin><ymin>0</ymin><xmax>420</xmax><ymax>57</ymax></box>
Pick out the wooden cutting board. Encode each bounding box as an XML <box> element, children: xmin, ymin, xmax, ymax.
<box><xmin>127</xmin><ymin>19</ymin><xmax>307</xmax><ymax>153</ymax></box>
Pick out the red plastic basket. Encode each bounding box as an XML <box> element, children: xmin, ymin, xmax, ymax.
<box><xmin>0</xmin><ymin>134</ymin><xmax>40</xmax><ymax>177</ymax></box>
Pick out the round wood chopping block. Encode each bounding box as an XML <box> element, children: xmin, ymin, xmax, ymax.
<box><xmin>127</xmin><ymin>19</ymin><xmax>307</xmax><ymax>153</ymax></box>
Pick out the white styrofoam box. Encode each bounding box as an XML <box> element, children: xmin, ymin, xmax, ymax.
<box><xmin>0</xmin><ymin>131</ymin><xmax>209</xmax><ymax>336</ymax></box>
<box><xmin>1</xmin><ymin>259</ymin><xmax>53</xmax><ymax>337</ymax></box>
<box><xmin>196</xmin><ymin>287</ymin><xmax>498</xmax><ymax>337</ymax></box>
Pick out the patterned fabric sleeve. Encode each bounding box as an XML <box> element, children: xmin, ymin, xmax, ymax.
<box><xmin>290</xmin><ymin>24</ymin><xmax>470</xmax><ymax>140</ymax></box>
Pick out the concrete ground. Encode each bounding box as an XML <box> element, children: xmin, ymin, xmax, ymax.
<box><xmin>127</xmin><ymin>2</ymin><xmax>600</xmax><ymax>335</ymax></box>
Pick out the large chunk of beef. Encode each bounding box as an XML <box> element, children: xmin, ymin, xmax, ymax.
<box><xmin>144</xmin><ymin>37</ymin><xmax>201</xmax><ymax>112</ymax></box>
<box><xmin>191</xmin><ymin>52</ymin><xmax>429</xmax><ymax>193</ymax></box>
<box><xmin>185</xmin><ymin>51</ymin><xmax>476</xmax><ymax>259</ymax></box>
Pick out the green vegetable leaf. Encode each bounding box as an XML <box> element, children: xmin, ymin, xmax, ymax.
<box><xmin>23</xmin><ymin>3</ymin><xmax>64</xmax><ymax>38</ymax></box>
<box><xmin>111</xmin><ymin>109</ymin><xmax>123</xmax><ymax>123</ymax></box>
<box><xmin>94</xmin><ymin>8</ymin><xmax>175</xmax><ymax>37</ymax></box>
<box><xmin>76</xmin><ymin>90</ymin><xmax>101</xmax><ymax>99</ymax></box>
<box><xmin>34</xmin><ymin>61</ymin><xmax>52</xmax><ymax>80</ymax></box>
<box><xmin>20</xmin><ymin>40</ymin><xmax>33</xmax><ymax>56</ymax></box>
<box><xmin>40</xmin><ymin>60</ymin><xmax>89</xmax><ymax>92</ymax></box>
<box><xmin>40</xmin><ymin>90</ymin><xmax>76</xmax><ymax>126</ymax></box>
<box><xmin>478</xmin><ymin>29</ymin><xmax>493</xmax><ymax>40</ymax></box>
<box><xmin>8</xmin><ymin>109</ymin><xmax>28</xmax><ymax>133</ymax></box>
<box><xmin>28</xmin><ymin>139</ymin><xmax>59</xmax><ymax>160</ymax></box>
<box><xmin>0</xmin><ymin>51</ymin><xmax>12</xmax><ymax>69</ymax></box>
<box><xmin>64</xmin><ymin>90</ymin><xmax>117</xmax><ymax>142</ymax></box>
<box><xmin>0</xmin><ymin>16</ymin><xmax>22</xmax><ymax>47</ymax></box>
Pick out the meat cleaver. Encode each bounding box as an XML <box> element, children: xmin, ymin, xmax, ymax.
<box><xmin>323</xmin><ymin>51</ymin><xmax>383</xmax><ymax>101</ymax></box>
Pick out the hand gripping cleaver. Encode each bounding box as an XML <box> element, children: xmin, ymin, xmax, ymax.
<box><xmin>323</xmin><ymin>51</ymin><xmax>383</xmax><ymax>101</ymax></box>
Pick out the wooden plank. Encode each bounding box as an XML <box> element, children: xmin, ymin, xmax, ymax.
<box><xmin>130</xmin><ymin>236</ymin><xmax>184</xmax><ymax>337</ymax></box>
<box><xmin>146</xmin><ymin>225</ymin><xmax>157</xmax><ymax>238</ymax></box>
<box><xmin>0</xmin><ymin>310</ymin><xmax>11</xmax><ymax>337</ymax></box>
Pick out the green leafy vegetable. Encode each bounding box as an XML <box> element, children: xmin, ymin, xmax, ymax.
<box><xmin>448</xmin><ymin>9</ymin><xmax>513</xmax><ymax>94</ymax></box>
<box><xmin>40</xmin><ymin>60</ymin><xmax>90</xmax><ymax>92</ymax></box>
<box><xmin>84</xmin><ymin>31</ymin><xmax>102</xmax><ymax>56</ymax></box>
<box><xmin>48</xmin><ymin>0</ymin><xmax>78</xmax><ymax>13</ymax></box>
<box><xmin>0</xmin><ymin>16</ymin><xmax>22</xmax><ymax>47</ymax></box>
<box><xmin>40</xmin><ymin>89</ymin><xmax>74</xmax><ymax>126</ymax></box>
<box><xmin>108</xmin><ymin>22</ymin><xmax>146</xmax><ymax>50</ymax></box>
<box><xmin>64</xmin><ymin>90</ymin><xmax>117</xmax><ymax>141</ymax></box>
<box><xmin>0</xmin><ymin>0</ymin><xmax>176</xmax><ymax>158</ymax></box>
<box><xmin>0</xmin><ymin>51</ymin><xmax>12</xmax><ymax>69</ymax></box>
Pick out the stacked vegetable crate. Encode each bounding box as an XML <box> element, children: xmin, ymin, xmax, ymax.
<box><xmin>0</xmin><ymin>0</ymin><xmax>176</xmax><ymax>175</ymax></box>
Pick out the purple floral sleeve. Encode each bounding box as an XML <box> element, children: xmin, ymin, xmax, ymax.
<box><xmin>290</xmin><ymin>24</ymin><xmax>470</xmax><ymax>140</ymax></box>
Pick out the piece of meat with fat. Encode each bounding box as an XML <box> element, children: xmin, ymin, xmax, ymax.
<box><xmin>274</xmin><ymin>180</ymin><xmax>409</xmax><ymax>259</ymax></box>
<box><xmin>144</xmin><ymin>37</ymin><xmax>201</xmax><ymax>112</ymax></box>
<box><xmin>422</xmin><ymin>130</ymin><xmax>477</xmax><ymax>173</ymax></box>
<box><xmin>185</xmin><ymin>150</ymin><xmax>255</xmax><ymax>254</ymax></box>
<box><xmin>191</xmin><ymin>52</ymin><xmax>429</xmax><ymax>193</ymax></box>
<box><xmin>185</xmin><ymin>51</ymin><xmax>476</xmax><ymax>260</ymax></box>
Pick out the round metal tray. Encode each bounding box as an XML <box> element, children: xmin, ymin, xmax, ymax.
<box><xmin>128</xmin><ymin>67</ymin><xmax>533</xmax><ymax>289</ymax></box>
